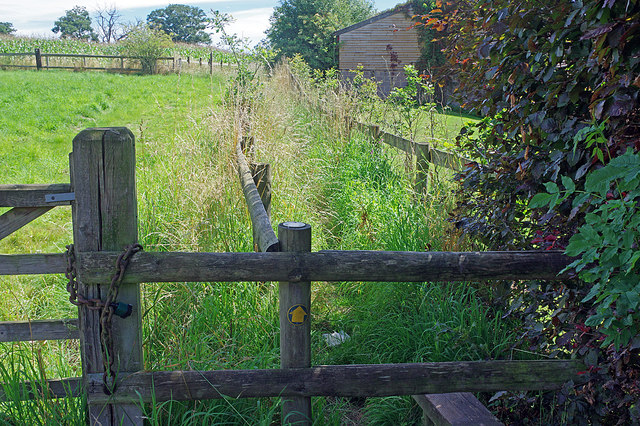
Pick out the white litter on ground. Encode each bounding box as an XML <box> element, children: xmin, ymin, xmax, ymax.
<box><xmin>322</xmin><ymin>330</ymin><xmax>350</xmax><ymax>347</ymax></box>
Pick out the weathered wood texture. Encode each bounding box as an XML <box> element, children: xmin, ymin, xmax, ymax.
<box><xmin>0</xmin><ymin>377</ymin><xmax>81</xmax><ymax>402</ymax></box>
<box><xmin>0</xmin><ymin>207</ymin><xmax>53</xmax><ymax>240</ymax></box>
<box><xmin>71</xmin><ymin>127</ymin><xmax>143</xmax><ymax>425</ymax></box>
<box><xmin>236</xmin><ymin>143</ymin><xmax>279</xmax><ymax>252</ymax></box>
<box><xmin>0</xmin><ymin>319</ymin><xmax>79</xmax><ymax>342</ymax></box>
<box><xmin>279</xmin><ymin>222</ymin><xmax>312</xmax><ymax>425</ymax></box>
<box><xmin>0</xmin><ymin>253</ymin><xmax>66</xmax><ymax>275</ymax></box>
<box><xmin>76</xmin><ymin>250</ymin><xmax>572</xmax><ymax>284</ymax></box>
<box><xmin>337</xmin><ymin>7</ymin><xmax>421</xmax><ymax>71</ymax></box>
<box><xmin>413</xmin><ymin>393</ymin><xmax>503</xmax><ymax>426</ymax></box>
<box><xmin>351</xmin><ymin>121</ymin><xmax>470</xmax><ymax>172</ymax></box>
<box><xmin>249</xmin><ymin>163</ymin><xmax>272</xmax><ymax>217</ymax></box>
<box><xmin>0</xmin><ymin>184</ymin><xmax>72</xmax><ymax>207</ymax></box>
<box><xmin>86</xmin><ymin>360</ymin><xmax>582</xmax><ymax>404</ymax></box>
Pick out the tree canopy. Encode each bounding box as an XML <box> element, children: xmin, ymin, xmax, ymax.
<box><xmin>147</xmin><ymin>4</ymin><xmax>210</xmax><ymax>44</ymax></box>
<box><xmin>266</xmin><ymin>0</ymin><xmax>375</xmax><ymax>69</ymax></box>
<box><xmin>52</xmin><ymin>5</ymin><xmax>97</xmax><ymax>41</ymax></box>
<box><xmin>0</xmin><ymin>22</ymin><xmax>16</xmax><ymax>35</ymax></box>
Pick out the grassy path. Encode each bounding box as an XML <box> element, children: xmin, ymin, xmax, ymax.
<box><xmin>0</xmin><ymin>68</ymin><xmax>516</xmax><ymax>425</ymax></box>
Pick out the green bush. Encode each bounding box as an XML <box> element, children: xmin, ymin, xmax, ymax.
<box><xmin>119</xmin><ymin>24</ymin><xmax>172</xmax><ymax>74</ymax></box>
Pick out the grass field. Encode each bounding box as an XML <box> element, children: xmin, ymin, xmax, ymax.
<box><xmin>1</xmin><ymin>66</ymin><xmax>515</xmax><ymax>424</ymax></box>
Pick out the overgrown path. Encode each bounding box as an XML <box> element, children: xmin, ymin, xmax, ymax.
<box><xmin>1</xmin><ymin>68</ymin><xmax>519</xmax><ymax>424</ymax></box>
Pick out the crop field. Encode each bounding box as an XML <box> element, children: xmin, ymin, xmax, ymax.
<box><xmin>0</xmin><ymin>67</ymin><xmax>514</xmax><ymax>424</ymax></box>
<box><xmin>0</xmin><ymin>35</ymin><xmax>232</xmax><ymax>63</ymax></box>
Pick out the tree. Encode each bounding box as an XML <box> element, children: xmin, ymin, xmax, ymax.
<box><xmin>95</xmin><ymin>4</ymin><xmax>122</xmax><ymax>43</ymax></box>
<box><xmin>147</xmin><ymin>4</ymin><xmax>210</xmax><ymax>44</ymax></box>
<box><xmin>120</xmin><ymin>24</ymin><xmax>172</xmax><ymax>74</ymax></box>
<box><xmin>52</xmin><ymin>5</ymin><xmax>97</xmax><ymax>41</ymax></box>
<box><xmin>266</xmin><ymin>0</ymin><xmax>375</xmax><ymax>69</ymax></box>
<box><xmin>0</xmin><ymin>22</ymin><xmax>16</xmax><ymax>35</ymax></box>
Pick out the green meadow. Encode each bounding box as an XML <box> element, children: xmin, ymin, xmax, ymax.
<box><xmin>0</xmin><ymin>67</ymin><xmax>514</xmax><ymax>424</ymax></box>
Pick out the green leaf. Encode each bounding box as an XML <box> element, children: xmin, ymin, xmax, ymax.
<box><xmin>561</xmin><ymin>175</ymin><xmax>576</xmax><ymax>194</ymax></box>
<box><xmin>544</xmin><ymin>181</ymin><xmax>559</xmax><ymax>194</ymax></box>
<box><xmin>529</xmin><ymin>192</ymin><xmax>552</xmax><ymax>208</ymax></box>
<box><xmin>582</xmin><ymin>283</ymin><xmax>601</xmax><ymax>302</ymax></box>
<box><xmin>565</xmin><ymin>231</ymin><xmax>594</xmax><ymax>256</ymax></box>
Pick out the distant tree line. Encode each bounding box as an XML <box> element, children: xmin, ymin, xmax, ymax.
<box><xmin>43</xmin><ymin>4</ymin><xmax>212</xmax><ymax>45</ymax></box>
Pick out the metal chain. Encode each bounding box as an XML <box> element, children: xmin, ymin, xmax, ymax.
<box><xmin>64</xmin><ymin>243</ymin><xmax>143</xmax><ymax>395</ymax></box>
<box><xmin>65</xmin><ymin>244</ymin><xmax>103</xmax><ymax>310</ymax></box>
<box><xmin>100</xmin><ymin>243</ymin><xmax>143</xmax><ymax>394</ymax></box>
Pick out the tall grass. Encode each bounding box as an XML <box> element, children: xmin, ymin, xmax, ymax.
<box><xmin>0</xmin><ymin>63</ymin><xmax>519</xmax><ymax>424</ymax></box>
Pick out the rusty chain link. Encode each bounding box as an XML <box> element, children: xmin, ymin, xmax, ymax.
<box><xmin>64</xmin><ymin>243</ymin><xmax>143</xmax><ymax>395</ymax></box>
<box><xmin>65</xmin><ymin>244</ymin><xmax>103</xmax><ymax>310</ymax></box>
<box><xmin>100</xmin><ymin>243</ymin><xmax>142</xmax><ymax>394</ymax></box>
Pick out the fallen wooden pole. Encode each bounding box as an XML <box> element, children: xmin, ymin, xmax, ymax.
<box><xmin>76</xmin><ymin>250</ymin><xmax>572</xmax><ymax>284</ymax></box>
<box><xmin>236</xmin><ymin>142</ymin><xmax>279</xmax><ymax>252</ymax></box>
<box><xmin>87</xmin><ymin>360</ymin><xmax>583</xmax><ymax>404</ymax></box>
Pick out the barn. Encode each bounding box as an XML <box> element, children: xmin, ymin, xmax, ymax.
<box><xmin>334</xmin><ymin>3</ymin><xmax>422</xmax><ymax>96</ymax></box>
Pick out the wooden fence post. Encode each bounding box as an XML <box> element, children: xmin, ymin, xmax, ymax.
<box><xmin>34</xmin><ymin>48</ymin><xmax>42</xmax><ymax>71</ymax></box>
<box><xmin>278</xmin><ymin>222</ymin><xmax>312</xmax><ymax>425</ymax></box>
<box><xmin>250</xmin><ymin>163</ymin><xmax>272</xmax><ymax>251</ymax></box>
<box><xmin>415</xmin><ymin>142</ymin><xmax>430</xmax><ymax>195</ymax></box>
<box><xmin>209</xmin><ymin>52</ymin><xmax>213</xmax><ymax>75</ymax></box>
<box><xmin>71</xmin><ymin>128</ymin><xmax>143</xmax><ymax>425</ymax></box>
<box><xmin>250</xmin><ymin>163</ymin><xmax>271</xmax><ymax>217</ymax></box>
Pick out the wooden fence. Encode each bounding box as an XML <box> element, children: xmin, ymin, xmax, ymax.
<box><xmin>0</xmin><ymin>49</ymin><xmax>229</xmax><ymax>74</ymax></box>
<box><xmin>0</xmin><ymin>127</ymin><xmax>583</xmax><ymax>425</ymax></box>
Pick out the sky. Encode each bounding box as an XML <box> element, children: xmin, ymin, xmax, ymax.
<box><xmin>0</xmin><ymin>0</ymin><xmax>401</xmax><ymax>47</ymax></box>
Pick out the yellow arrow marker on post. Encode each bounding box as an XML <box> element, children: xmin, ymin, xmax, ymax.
<box><xmin>287</xmin><ymin>304</ymin><xmax>308</xmax><ymax>326</ymax></box>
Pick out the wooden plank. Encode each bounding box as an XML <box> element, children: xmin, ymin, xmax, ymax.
<box><xmin>429</xmin><ymin>148</ymin><xmax>473</xmax><ymax>172</ymax></box>
<box><xmin>0</xmin><ymin>183</ymin><xmax>72</xmax><ymax>207</ymax></box>
<box><xmin>0</xmin><ymin>377</ymin><xmax>82</xmax><ymax>402</ymax></box>
<box><xmin>0</xmin><ymin>207</ymin><xmax>53</xmax><ymax>240</ymax></box>
<box><xmin>87</xmin><ymin>360</ymin><xmax>582</xmax><ymax>404</ymax></box>
<box><xmin>71</xmin><ymin>127</ymin><xmax>143</xmax><ymax>425</ymax></box>
<box><xmin>76</xmin><ymin>250</ymin><xmax>573</xmax><ymax>284</ymax></box>
<box><xmin>279</xmin><ymin>222</ymin><xmax>312</xmax><ymax>424</ymax></box>
<box><xmin>0</xmin><ymin>319</ymin><xmax>79</xmax><ymax>342</ymax></box>
<box><xmin>0</xmin><ymin>253</ymin><xmax>67</xmax><ymax>275</ymax></box>
<box><xmin>353</xmin><ymin>126</ymin><xmax>472</xmax><ymax>171</ymax></box>
<box><xmin>413</xmin><ymin>393</ymin><xmax>503</xmax><ymax>426</ymax></box>
<box><xmin>236</xmin><ymin>143</ymin><xmax>279</xmax><ymax>252</ymax></box>
<box><xmin>380</xmin><ymin>131</ymin><xmax>415</xmax><ymax>154</ymax></box>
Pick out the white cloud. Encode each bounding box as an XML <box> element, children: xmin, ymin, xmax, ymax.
<box><xmin>4</xmin><ymin>1</ymin><xmax>273</xmax><ymax>46</ymax></box>
<box><xmin>216</xmin><ymin>7</ymin><xmax>272</xmax><ymax>47</ymax></box>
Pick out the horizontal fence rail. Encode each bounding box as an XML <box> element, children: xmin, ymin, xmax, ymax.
<box><xmin>0</xmin><ymin>50</ymin><xmax>229</xmax><ymax>74</ymax></box>
<box><xmin>351</xmin><ymin>121</ymin><xmax>472</xmax><ymax>172</ymax></box>
<box><xmin>85</xmin><ymin>360</ymin><xmax>583</xmax><ymax>404</ymax></box>
<box><xmin>0</xmin><ymin>183</ymin><xmax>73</xmax><ymax>207</ymax></box>
<box><xmin>0</xmin><ymin>319</ymin><xmax>79</xmax><ymax>342</ymax></box>
<box><xmin>0</xmin><ymin>253</ymin><xmax>67</xmax><ymax>275</ymax></box>
<box><xmin>0</xmin><ymin>377</ymin><xmax>81</xmax><ymax>402</ymax></box>
<box><xmin>69</xmin><ymin>250</ymin><xmax>572</xmax><ymax>284</ymax></box>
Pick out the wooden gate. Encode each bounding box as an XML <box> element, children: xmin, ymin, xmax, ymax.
<box><xmin>0</xmin><ymin>127</ymin><xmax>583</xmax><ymax>425</ymax></box>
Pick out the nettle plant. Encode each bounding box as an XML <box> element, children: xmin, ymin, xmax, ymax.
<box><xmin>530</xmin><ymin>148</ymin><xmax>640</xmax><ymax>348</ymax></box>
